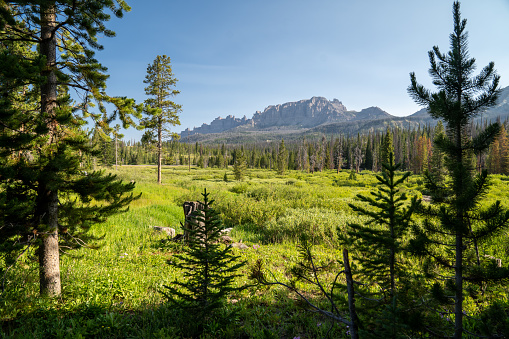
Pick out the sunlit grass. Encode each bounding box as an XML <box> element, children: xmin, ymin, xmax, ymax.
<box><xmin>2</xmin><ymin>165</ymin><xmax>509</xmax><ymax>338</ymax></box>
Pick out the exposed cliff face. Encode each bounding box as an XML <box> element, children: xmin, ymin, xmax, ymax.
<box><xmin>251</xmin><ymin>97</ymin><xmax>353</xmax><ymax>128</ymax></box>
<box><xmin>182</xmin><ymin>115</ymin><xmax>253</xmax><ymax>136</ymax></box>
<box><xmin>181</xmin><ymin>87</ymin><xmax>509</xmax><ymax>138</ymax></box>
<box><xmin>352</xmin><ymin>107</ymin><xmax>393</xmax><ymax>121</ymax></box>
<box><xmin>181</xmin><ymin>97</ymin><xmax>393</xmax><ymax>136</ymax></box>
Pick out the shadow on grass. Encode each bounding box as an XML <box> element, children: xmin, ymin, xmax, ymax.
<box><xmin>1</xmin><ymin>286</ymin><xmax>348</xmax><ymax>339</ymax></box>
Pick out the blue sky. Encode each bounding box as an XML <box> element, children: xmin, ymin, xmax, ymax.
<box><xmin>96</xmin><ymin>0</ymin><xmax>509</xmax><ymax>141</ymax></box>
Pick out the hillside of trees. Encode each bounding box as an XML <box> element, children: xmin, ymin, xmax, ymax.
<box><xmin>96</xmin><ymin>120</ymin><xmax>509</xmax><ymax>176</ymax></box>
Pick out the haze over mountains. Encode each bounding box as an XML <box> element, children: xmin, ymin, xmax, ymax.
<box><xmin>180</xmin><ymin>86</ymin><xmax>509</xmax><ymax>143</ymax></box>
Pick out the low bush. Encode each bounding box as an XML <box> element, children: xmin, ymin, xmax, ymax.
<box><xmin>263</xmin><ymin>208</ymin><xmax>365</xmax><ymax>246</ymax></box>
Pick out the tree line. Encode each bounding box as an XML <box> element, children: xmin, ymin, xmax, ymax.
<box><xmin>95</xmin><ymin>118</ymin><xmax>509</xmax><ymax>176</ymax></box>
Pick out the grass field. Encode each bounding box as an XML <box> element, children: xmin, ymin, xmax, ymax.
<box><xmin>1</xmin><ymin>165</ymin><xmax>509</xmax><ymax>338</ymax></box>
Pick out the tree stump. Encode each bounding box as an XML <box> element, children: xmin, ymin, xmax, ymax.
<box><xmin>183</xmin><ymin>201</ymin><xmax>204</xmax><ymax>243</ymax></box>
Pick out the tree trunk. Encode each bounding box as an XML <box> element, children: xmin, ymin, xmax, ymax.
<box><xmin>343</xmin><ymin>249</ymin><xmax>360</xmax><ymax>339</ymax></box>
<box><xmin>183</xmin><ymin>201</ymin><xmax>204</xmax><ymax>243</ymax></box>
<box><xmin>39</xmin><ymin>2</ymin><xmax>61</xmax><ymax>297</ymax></box>
<box><xmin>38</xmin><ymin>189</ymin><xmax>61</xmax><ymax>297</ymax></box>
<box><xmin>454</xmin><ymin>233</ymin><xmax>463</xmax><ymax>339</ymax></box>
<box><xmin>157</xmin><ymin>120</ymin><xmax>162</xmax><ymax>184</ymax></box>
<box><xmin>115</xmin><ymin>133</ymin><xmax>118</xmax><ymax>170</ymax></box>
<box><xmin>454</xmin><ymin>125</ymin><xmax>464</xmax><ymax>339</ymax></box>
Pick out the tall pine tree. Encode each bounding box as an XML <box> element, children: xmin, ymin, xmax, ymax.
<box><xmin>141</xmin><ymin>55</ymin><xmax>182</xmax><ymax>184</ymax></box>
<box><xmin>408</xmin><ymin>2</ymin><xmax>509</xmax><ymax>337</ymax></box>
<box><xmin>0</xmin><ymin>1</ymin><xmax>141</xmax><ymax>297</ymax></box>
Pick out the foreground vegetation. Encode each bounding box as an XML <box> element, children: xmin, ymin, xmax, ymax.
<box><xmin>1</xmin><ymin>165</ymin><xmax>508</xmax><ymax>338</ymax></box>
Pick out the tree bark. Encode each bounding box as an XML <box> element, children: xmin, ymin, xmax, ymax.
<box><xmin>38</xmin><ymin>2</ymin><xmax>61</xmax><ymax>297</ymax></box>
<box><xmin>157</xmin><ymin>118</ymin><xmax>162</xmax><ymax>184</ymax></box>
<box><xmin>115</xmin><ymin>132</ymin><xmax>118</xmax><ymax>170</ymax></box>
<box><xmin>454</xmin><ymin>233</ymin><xmax>463</xmax><ymax>339</ymax></box>
<box><xmin>454</xmin><ymin>123</ymin><xmax>464</xmax><ymax>339</ymax></box>
<box><xmin>343</xmin><ymin>249</ymin><xmax>360</xmax><ymax>339</ymax></box>
<box><xmin>38</xmin><ymin>189</ymin><xmax>61</xmax><ymax>296</ymax></box>
<box><xmin>183</xmin><ymin>201</ymin><xmax>204</xmax><ymax>243</ymax></box>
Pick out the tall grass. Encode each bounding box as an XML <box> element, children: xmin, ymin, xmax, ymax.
<box><xmin>2</xmin><ymin>165</ymin><xmax>508</xmax><ymax>338</ymax></box>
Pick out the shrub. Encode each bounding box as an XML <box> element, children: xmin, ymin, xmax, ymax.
<box><xmin>263</xmin><ymin>208</ymin><xmax>362</xmax><ymax>246</ymax></box>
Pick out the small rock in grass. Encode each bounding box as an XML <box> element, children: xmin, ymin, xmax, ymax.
<box><xmin>231</xmin><ymin>242</ymin><xmax>249</xmax><ymax>250</ymax></box>
<box><xmin>152</xmin><ymin>226</ymin><xmax>176</xmax><ymax>237</ymax></box>
<box><xmin>220</xmin><ymin>227</ymin><xmax>233</xmax><ymax>234</ymax></box>
<box><xmin>220</xmin><ymin>235</ymin><xmax>233</xmax><ymax>244</ymax></box>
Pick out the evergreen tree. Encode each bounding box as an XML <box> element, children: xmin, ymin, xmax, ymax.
<box><xmin>142</xmin><ymin>55</ymin><xmax>182</xmax><ymax>184</ymax></box>
<box><xmin>233</xmin><ymin>149</ymin><xmax>247</xmax><ymax>181</ymax></box>
<box><xmin>343</xmin><ymin>152</ymin><xmax>418</xmax><ymax>299</ymax></box>
<box><xmin>364</xmin><ymin>135</ymin><xmax>374</xmax><ymax>171</ymax></box>
<box><xmin>415</xmin><ymin>135</ymin><xmax>429</xmax><ymax>174</ymax></box>
<box><xmin>380</xmin><ymin>128</ymin><xmax>394</xmax><ymax>169</ymax></box>
<box><xmin>353</xmin><ymin>144</ymin><xmax>363</xmax><ymax>173</ymax></box>
<box><xmin>163</xmin><ymin>189</ymin><xmax>245</xmax><ymax>334</ymax></box>
<box><xmin>0</xmin><ymin>1</ymin><xmax>140</xmax><ymax>297</ymax></box>
<box><xmin>318</xmin><ymin>135</ymin><xmax>326</xmax><ymax>171</ymax></box>
<box><xmin>408</xmin><ymin>2</ymin><xmax>509</xmax><ymax>337</ymax></box>
<box><xmin>334</xmin><ymin>137</ymin><xmax>343</xmax><ymax>173</ymax></box>
<box><xmin>276</xmin><ymin>138</ymin><xmax>288</xmax><ymax>175</ymax></box>
<box><xmin>427</xmin><ymin>121</ymin><xmax>448</xmax><ymax>198</ymax></box>
<box><xmin>341</xmin><ymin>152</ymin><xmax>419</xmax><ymax>336</ymax></box>
<box><xmin>487</xmin><ymin>124</ymin><xmax>509</xmax><ymax>174</ymax></box>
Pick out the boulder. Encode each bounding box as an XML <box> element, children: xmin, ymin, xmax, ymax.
<box><xmin>152</xmin><ymin>226</ymin><xmax>176</xmax><ymax>237</ymax></box>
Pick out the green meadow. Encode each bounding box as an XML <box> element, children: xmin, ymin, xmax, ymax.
<box><xmin>2</xmin><ymin>165</ymin><xmax>509</xmax><ymax>338</ymax></box>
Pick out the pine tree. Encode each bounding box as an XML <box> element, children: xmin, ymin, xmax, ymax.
<box><xmin>364</xmin><ymin>135</ymin><xmax>374</xmax><ymax>171</ymax></box>
<box><xmin>353</xmin><ymin>144</ymin><xmax>363</xmax><ymax>173</ymax></box>
<box><xmin>487</xmin><ymin>124</ymin><xmax>509</xmax><ymax>174</ymax></box>
<box><xmin>380</xmin><ymin>128</ymin><xmax>394</xmax><ymax>170</ymax></box>
<box><xmin>408</xmin><ymin>2</ymin><xmax>509</xmax><ymax>337</ymax></box>
<box><xmin>142</xmin><ymin>55</ymin><xmax>182</xmax><ymax>184</ymax></box>
<box><xmin>0</xmin><ymin>1</ymin><xmax>141</xmax><ymax>297</ymax></box>
<box><xmin>415</xmin><ymin>135</ymin><xmax>429</xmax><ymax>174</ymax></box>
<box><xmin>341</xmin><ymin>151</ymin><xmax>419</xmax><ymax>336</ymax></box>
<box><xmin>343</xmin><ymin>151</ymin><xmax>418</xmax><ymax>299</ymax></box>
<box><xmin>427</xmin><ymin>121</ymin><xmax>448</xmax><ymax>199</ymax></box>
<box><xmin>276</xmin><ymin>138</ymin><xmax>288</xmax><ymax>175</ymax></box>
<box><xmin>233</xmin><ymin>149</ymin><xmax>247</xmax><ymax>181</ymax></box>
<box><xmin>163</xmin><ymin>189</ymin><xmax>245</xmax><ymax>333</ymax></box>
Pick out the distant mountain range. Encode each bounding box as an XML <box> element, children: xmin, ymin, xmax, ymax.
<box><xmin>180</xmin><ymin>86</ymin><xmax>509</xmax><ymax>143</ymax></box>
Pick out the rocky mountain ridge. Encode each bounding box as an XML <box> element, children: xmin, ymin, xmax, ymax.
<box><xmin>181</xmin><ymin>97</ymin><xmax>393</xmax><ymax>136</ymax></box>
<box><xmin>180</xmin><ymin>87</ymin><xmax>509</xmax><ymax>141</ymax></box>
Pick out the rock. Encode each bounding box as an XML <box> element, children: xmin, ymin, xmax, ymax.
<box><xmin>152</xmin><ymin>226</ymin><xmax>176</xmax><ymax>237</ymax></box>
<box><xmin>484</xmin><ymin>254</ymin><xmax>502</xmax><ymax>267</ymax></box>
<box><xmin>180</xmin><ymin>97</ymin><xmax>356</xmax><ymax>136</ymax></box>
<box><xmin>220</xmin><ymin>227</ymin><xmax>233</xmax><ymax>234</ymax></box>
<box><xmin>231</xmin><ymin>242</ymin><xmax>249</xmax><ymax>250</ymax></box>
<box><xmin>422</xmin><ymin>195</ymin><xmax>432</xmax><ymax>203</ymax></box>
<box><xmin>220</xmin><ymin>235</ymin><xmax>233</xmax><ymax>244</ymax></box>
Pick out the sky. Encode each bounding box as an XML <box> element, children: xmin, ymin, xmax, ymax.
<box><xmin>94</xmin><ymin>0</ymin><xmax>509</xmax><ymax>141</ymax></box>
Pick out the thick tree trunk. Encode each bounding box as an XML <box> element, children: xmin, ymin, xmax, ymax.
<box><xmin>38</xmin><ymin>189</ymin><xmax>61</xmax><ymax>296</ymax></box>
<box><xmin>39</xmin><ymin>3</ymin><xmax>61</xmax><ymax>297</ymax></box>
<box><xmin>454</xmin><ymin>125</ymin><xmax>464</xmax><ymax>339</ymax></box>
<box><xmin>183</xmin><ymin>201</ymin><xmax>204</xmax><ymax>243</ymax></box>
<box><xmin>157</xmin><ymin>118</ymin><xmax>162</xmax><ymax>184</ymax></box>
<box><xmin>454</xmin><ymin>233</ymin><xmax>463</xmax><ymax>339</ymax></box>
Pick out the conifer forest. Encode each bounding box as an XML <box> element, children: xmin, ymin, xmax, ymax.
<box><xmin>1</xmin><ymin>1</ymin><xmax>509</xmax><ymax>338</ymax></box>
